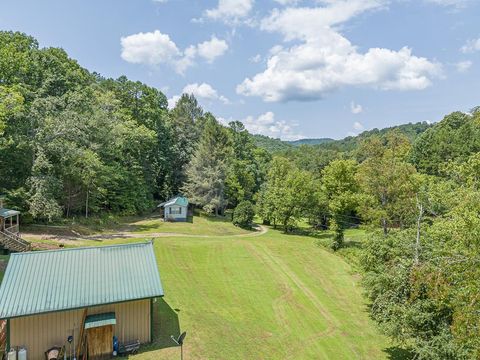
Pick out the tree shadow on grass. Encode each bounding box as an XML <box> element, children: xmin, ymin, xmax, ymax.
<box><xmin>384</xmin><ymin>346</ymin><xmax>415</xmax><ymax>360</ymax></box>
<box><xmin>271</xmin><ymin>225</ymin><xmax>329</xmax><ymax>239</ymax></box>
<box><xmin>139</xmin><ymin>298</ymin><xmax>182</xmax><ymax>354</ymax></box>
<box><xmin>342</xmin><ymin>239</ymin><xmax>363</xmax><ymax>250</ymax></box>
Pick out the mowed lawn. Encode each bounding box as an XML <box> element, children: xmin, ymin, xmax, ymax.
<box><xmin>124</xmin><ymin>214</ymin><xmax>250</xmax><ymax>236</ymax></box>
<box><xmin>138</xmin><ymin>229</ymin><xmax>390</xmax><ymax>359</ymax></box>
<box><xmin>22</xmin><ymin>214</ymin><xmax>250</xmax><ymax>240</ymax></box>
<box><xmin>3</xmin><ymin>219</ymin><xmax>392</xmax><ymax>359</ymax></box>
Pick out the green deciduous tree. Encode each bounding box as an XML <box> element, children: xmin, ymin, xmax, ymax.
<box><xmin>357</xmin><ymin>131</ymin><xmax>419</xmax><ymax>235</ymax></box>
<box><xmin>321</xmin><ymin>159</ymin><xmax>360</xmax><ymax>250</ymax></box>
<box><xmin>225</xmin><ymin>121</ymin><xmax>259</xmax><ymax>206</ymax></box>
<box><xmin>257</xmin><ymin>157</ymin><xmax>315</xmax><ymax>232</ymax></box>
<box><xmin>232</xmin><ymin>200</ymin><xmax>255</xmax><ymax>229</ymax></box>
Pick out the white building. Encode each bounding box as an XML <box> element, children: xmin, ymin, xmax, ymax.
<box><xmin>158</xmin><ymin>196</ymin><xmax>189</xmax><ymax>222</ymax></box>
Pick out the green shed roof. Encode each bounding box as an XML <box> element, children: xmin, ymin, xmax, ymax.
<box><xmin>85</xmin><ymin>312</ymin><xmax>116</xmax><ymax>329</ymax></box>
<box><xmin>158</xmin><ymin>196</ymin><xmax>188</xmax><ymax>208</ymax></box>
<box><xmin>0</xmin><ymin>242</ymin><xmax>164</xmax><ymax>319</ymax></box>
<box><xmin>0</xmin><ymin>208</ymin><xmax>20</xmax><ymax>218</ymax></box>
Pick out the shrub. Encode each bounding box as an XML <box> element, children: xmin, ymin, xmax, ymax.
<box><xmin>232</xmin><ymin>201</ymin><xmax>254</xmax><ymax>229</ymax></box>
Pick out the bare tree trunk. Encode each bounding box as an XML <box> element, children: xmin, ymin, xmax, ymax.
<box><xmin>66</xmin><ymin>186</ymin><xmax>71</xmax><ymax>218</ymax></box>
<box><xmin>414</xmin><ymin>195</ymin><xmax>424</xmax><ymax>266</ymax></box>
<box><xmin>381</xmin><ymin>192</ymin><xmax>388</xmax><ymax>236</ymax></box>
<box><xmin>85</xmin><ymin>188</ymin><xmax>89</xmax><ymax>218</ymax></box>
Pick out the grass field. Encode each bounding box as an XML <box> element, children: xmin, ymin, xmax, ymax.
<box><xmin>3</xmin><ymin>217</ymin><xmax>401</xmax><ymax>359</ymax></box>
<box><xmin>138</xmin><ymin>229</ymin><xmax>394</xmax><ymax>360</ymax></box>
<box><xmin>22</xmin><ymin>213</ymin><xmax>250</xmax><ymax>240</ymax></box>
<box><xmin>124</xmin><ymin>214</ymin><xmax>250</xmax><ymax>236</ymax></box>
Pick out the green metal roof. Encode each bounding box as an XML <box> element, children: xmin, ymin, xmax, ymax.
<box><xmin>158</xmin><ymin>196</ymin><xmax>189</xmax><ymax>208</ymax></box>
<box><xmin>0</xmin><ymin>208</ymin><xmax>20</xmax><ymax>218</ymax></box>
<box><xmin>84</xmin><ymin>312</ymin><xmax>116</xmax><ymax>329</ymax></box>
<box><xmin>0</xmin><ymin>242</ymin><xmax>164</xmax><ymax>319</ymax></box>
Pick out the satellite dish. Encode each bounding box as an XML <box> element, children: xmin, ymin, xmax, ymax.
<box><xmin>170</xmin><ymin>331</ymin><xmax>187</xmax><ymax>360</ymax></box>
<box><xmin>177</xmin><ymin>332</ymin><xmax>187</xmax><ymax>345</ymax></box>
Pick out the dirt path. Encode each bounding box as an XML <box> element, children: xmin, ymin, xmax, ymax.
<box><xmin>24</xmin><ymin>225</ymin><xmax>268</xmax><ymax>242</ymax></box>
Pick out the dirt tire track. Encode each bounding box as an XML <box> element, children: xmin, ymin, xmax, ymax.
<box><xmin>24</xmin><ymin>225</ymin><xmax>268</xmax><ymax>242</ymax></box>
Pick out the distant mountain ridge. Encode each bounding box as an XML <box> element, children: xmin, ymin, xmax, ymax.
<box><xmin>252</xmin><ymin>121</ymin><xmax>433</xmax><ymax>153</ymax></box>
<box><xmin>287</xmin><ymin>138</ymin><xmax>334</xmax><ymax>146</ymax></box>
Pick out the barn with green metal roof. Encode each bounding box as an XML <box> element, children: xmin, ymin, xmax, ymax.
<box><xmin>0</xmin><ymin>242</ymin><xmax>164</xmax><ymax>359</ymax></box>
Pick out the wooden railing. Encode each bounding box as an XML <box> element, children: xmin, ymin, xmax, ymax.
<box><xmin>4</xmin><ymin>224</ymin><xmax>19</xmax><ymax>234</ymax></box>
<box><xmin>0</xmin><ymin>229</ymin><xmax>31</xmax><ymax>252</ymax></box>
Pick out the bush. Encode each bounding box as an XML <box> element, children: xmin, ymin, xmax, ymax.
<box><xmin>232</xmin><ymin>201</ymin><xmax>254</xmax><ymax>229</ymax></box>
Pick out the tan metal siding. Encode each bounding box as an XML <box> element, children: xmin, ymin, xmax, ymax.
<box><xmin>10</xmin><ymin>300</ymin><xmax>150</xmax><ymax>360</ymax></box>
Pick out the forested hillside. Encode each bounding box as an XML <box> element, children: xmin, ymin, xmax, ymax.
<box><xmin>1</xmin><ymin>31</ymin><xmax>479</xmax><ymax>359</ymax></box>
<box><xmin>0</xmin><ymin>31</ymin><xmax>270</xmax><ymax>219</ymax></box>
<box><xmin>252</xmin><ymin>134</ymin><xmax>293</xmax><ymax>153</ymax></box>
<box><xmin>256</xmin><ymin>111</ymin><xmax>480</xmax><ymax>359</ymax></box>
<box><xmin>253</xmin><ymin>122</ymin><xmax>430</xmax><ymax>154</ymax></box>
<box><xmin>318</xmin><ymin>121</ymin><xmax>432</xmax><ymax>151</ymax></box>
<box><xmin>288</xmin><ymin>138</ymin><xmax>334</xmax><ymax>146</ymax></box>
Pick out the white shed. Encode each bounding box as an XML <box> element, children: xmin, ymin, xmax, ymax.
<box><xmin>158</xmin><ymin>196</ymin><xmax>189</xmax><ymax>222</ymax></box>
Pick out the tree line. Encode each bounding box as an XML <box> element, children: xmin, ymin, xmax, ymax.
<box><xmin>0</xmin><ymin>31</ymin><xmax>270</xmax><ymax>221</ymax></box>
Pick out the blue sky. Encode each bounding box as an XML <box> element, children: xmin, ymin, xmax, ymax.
<box><xmin>1</xmin><ymin>0</ymin><xmax>479</xmax><ymax>140</ymax></box>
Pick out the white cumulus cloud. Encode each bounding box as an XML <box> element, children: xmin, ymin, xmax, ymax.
<box><xmin>167</xmin><ymin>95</ymin><xmax>181</xmax><ymax>109</ymax></box>
<box><xmin>196</xmin><ymin>36</ymin><xmax>229</xmax><ymax>63</ymax></box>
<box><xmin>351</xmin><ymin>102</ymin><xmax>363</xmax><ymax>114</ymax></box>
<box><xmin>455</xmin><ymin>60</ymin><xmax>472</xmax><ymax>73</ymax></box>
<box><xmin>183</xmin><ymin>83</ymin><xmax>230</xmax><ymax>104</ymax></box>
<box><xmin>205</xmin><ymin>0</ymin><xmax>254</xmax><ymax>23</ymax></box>
<box><xmin>460</xmin><ymin>38</ymin><xmax>480</xmax><ymax>53</ymax></box>
<box><xmin>274</xmin><ymin>0</ymin><xmax>301</xmax><ymax>5</ymax></box>
<box><xmin>353</xmin><ymin>121</ymin><xmax>364</xmax><ymax>131</ymax></box>
<box><xmin>240</xmin><ymin>111</ymin><xmax>303</xmax><ymax>140</ymax></box>
<box><xmin>237</xmin><ymin>1</ymin><xmax>442</xmax><ymax>102</ymax></box>
<box><xmin>168</xmin><ymin>83</ymin><xmax>230</xmax><ymax>109</ymax></box>
<box><xmin>121</xmin><ymin>30</ymin><xmax>228</xmax><ymax>74</ymax></box>
<box><xmin>120</xmin><ymin>30</ymin><xmax>180</xmax><ymax>66</ymax></box>
<box><xmin>424</xmin><ymin>0</ymin><xmax>469</xmax><ymax>8</ymax></box>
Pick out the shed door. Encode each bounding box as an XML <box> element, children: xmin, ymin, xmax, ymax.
<box><xmin>87</xmin><ymin>325</ymin><xmax>113</xmax><ymax>360</ymax></box>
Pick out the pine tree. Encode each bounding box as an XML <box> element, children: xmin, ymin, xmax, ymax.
<box><xmin>182</xmin><ymin>115</ymin><xmax>232</xmax><ymax>215</ymax></box>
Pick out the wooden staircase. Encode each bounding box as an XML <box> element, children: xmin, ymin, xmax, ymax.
<box><xmin>0</xmin><ymin>320</ymin><xmax>6</xmax><ymax>355</ymax></box>
<box><xmin>0</xmin><ymin>229</ymin><xmax>31</xmax><ymax>252</ymax></box>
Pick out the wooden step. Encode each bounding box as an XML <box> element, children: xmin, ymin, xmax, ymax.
<box><xmin>0</xmin><ymin>230</ymin><xmax>31</xmax><ymax>252</ymax></box>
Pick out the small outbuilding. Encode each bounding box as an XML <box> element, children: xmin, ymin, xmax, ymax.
<box><xmin>0</xmin><ymin>242</ymin><xmax>164</xmax><ymax>360</ymax></box>
<box><xmin>0</xmin><ymin>196</ymin><xmax>30</xmax><ymax>253</ymax></box>
<box><xmin>158</xmin><ymin>196</ymin><xmax>189</xmax><ymax>222</ymax></box>
<box><xmin>0</xmin><ymin>195</ymin><xmax>20</xmax><ymax>235</ymax></box>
